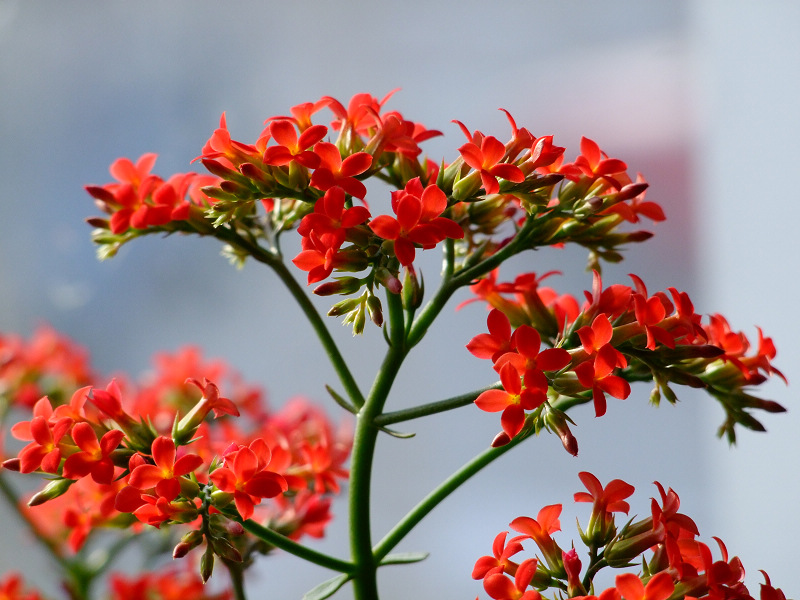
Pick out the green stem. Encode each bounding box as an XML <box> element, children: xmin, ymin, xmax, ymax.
<box><xmin>218</xmin><ymin>227</ymin><xmax>365</xmax><ymax>408</ymax></box>
<box><xmin>372</xmin><ymin>429</ymin><xmax>530</xmax><ymax>562</ymax></box>
<box><xmin>241</xmin><ymin>520</ymin><xmax>354</xmax><ymax>573</ymax></box>
<box><xmin>223</xmin><ymin>558</ymin><xmax>248</xmax><ymax>600</ymax></box>
<box><xmin>349</xmin><ymin>292</ymin><xmax>407</xmax><ymax>600</ymax></box>
<box><xmin>405</xmin><ymin>215</ymin><xmax>539</xmax><ymax>350</ymax></box>
<box><xmin>374</xmin><ymin>383</ymin><xmax>501</xmax><ymax>426</ymax></box>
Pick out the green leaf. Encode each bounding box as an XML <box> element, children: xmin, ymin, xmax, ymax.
<box><xmin>379</xmin><ymin>551</ymin><xmax>429</xmax><ymax>565</ymax></box>
<box><xmin>303</xmin><ymin>574</ymin><xmax>351</xmax><ymax>600</ymax></box>
<box><xmin>376</xmin><ymin>424</ymin><xmax>415</xmax><ymax>439</ymax></box>
<box><xmin>325</xmin><ymin>385</ymin><xmax>357</xmax><ymax>414</ymax></box>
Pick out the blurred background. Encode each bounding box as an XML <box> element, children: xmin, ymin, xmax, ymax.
<box><xmin>0</xmin><ymin>1</ymin><xmax>797</xmax><ymax>598</ymax></box>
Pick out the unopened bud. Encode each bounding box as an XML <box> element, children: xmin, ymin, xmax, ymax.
<box><xmin>173</xmin><ymin>530</ymin><xmax>204</xmax><ymax>559</ymax></box>
<box><xmin>86</xmin><ymin>217</ymin><xmax>110</xmax><ymax>229</ymax></box>
<box><xmin>313</xmin><ymin>277</ymin><xmax>362</xmax><ymax>296</ymax></box>
<box><xmin>401</xmin><ymin>268</ymin><xmax>424</xmax><ymax>310</ymax></box>
<box><xmin>28</xmin><ymin>478</ymin><xmax>75</xmax><ymax>507</ymax></box>
<box><xmin>200</xmin><ymin>546</ymin><xmax>215</xmax><ymax>583</ymax></box>
<box><xmin>327</xmin><ymin>297</ymin><xmax>363</xmax><ymax>318</ymax></box>
<box><xmin>491</xmin><ymin>431</ymin><xmax>511</xmax><ymax>447</ymax></box>
<box><xmin>374</xmin><ymin>267</ymin><xmax>402</xmax><ymax>295</ymax></box>
<box><xmin>366</xmin><ymin>295</ymin><xmax>383</xmax><ymax>327</ymax></box>
<box><xmin>545</xmin><ymin>409</ymin><xmax>579</xmax><ymax>457</ymax></box>
<box><xmin>210</xmin><ymin>490</ymin><xmax>234</xmax><ymax>508</ymax></box>
<box><xmin>1</xmin><ymin>458</ymin><xmax>20</xmax><ymax>472</ymax></box>
<box><xmin>605</xmin><ymin>521</ymin><xmax>665</xmax><ymax>568</ymax></box>
<box><xmin>451</xmin><ymin>170</ymin><xmax>482</xmax><ymax>201</ymax></box>
<box><xmin>211</xmin><ymin>537</ymin><xmax>243</xmax><ymax>563</ymax></box>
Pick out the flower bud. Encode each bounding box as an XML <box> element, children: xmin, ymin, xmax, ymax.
<box><xmin>401</xmin><ymin>268</ymin><xmax>424</xmax><ymax>310</ymax></box>
<box><xmin>28</xmin><ymin>478</ymin><xmax>75</xmax><ymax>507</ymax></box>
<box><xmin>604</xmin><ymin>521</ymin><xmax>665</xmax><ymax>568</ymax></box>
<box><xmin>173</xmin><ymin>530</ymin><xmax>204</xmax><ymax>559</ymax></box>
<box><xmin>366</xmin><ymin>295</ymin><xmax>383</xmax><ymax>327</ymax></box>
<box><xmin>451</xmin><ymin>170</ymin><xmax>482</xmax><ymax>202</ymax></box>
<box><xmin>210</xmin><ymin>490</ymin><xmax>234</xmax><ymax>508</ymax></box>
<box><xmin>200</xmin><ymin>546</ymin><xmax>215</xmax><ymax>583</ymax></box>
<box><xmin>374</xmin><ymin>267</ymin><xmax>402</xmax><ymax>295</ymax></box>
<box><xmin>313</xmin><ymin>277</ymin><xmax>363</xmax><ymax>296</ymax></box>
<box><xmin>211</xmin><ymin>537</ymin><xmax>243</xmax><ymax>563</ymax></box>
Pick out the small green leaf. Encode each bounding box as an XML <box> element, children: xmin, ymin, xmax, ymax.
<box><xmin>379</xmin><ymin>551</ymin><xmax>429</xmax><ymax>565</ymax></box>
<box><xmin>303</xmin><ymin>574</ymin><xmax>351</xmax><ymax>600</ymax></box>
<box><xmin>376</xmin><ymin>424</ymin><xmax>415</xmax><ymax>439</ymax></box>
<box><xmin>325</xmin><ymin>385</ymin><xmax>357</xmax><ymax>414</ymax></box>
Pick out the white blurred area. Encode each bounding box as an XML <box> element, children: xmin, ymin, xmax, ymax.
<box><xmin>0</xmin><ymin>1</ymin><xmax>796</xmax><ymax>598</ymax></box>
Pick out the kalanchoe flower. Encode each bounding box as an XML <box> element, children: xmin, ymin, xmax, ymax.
<box><xmin>126</xmin><ymin>436</ymin><xmax>204</xmax><ymax>501</ymax></box>
<box><xmin>61</xmin><ymin>423</ymin><xmax>125</xmax><ymax>484</ymax></box>
<box><xmin>262</xmin><ymin>119</ymin><xmax>327</xmax><ymax>169</ymax></box>
<box><xmin>309</xmin><ymin>142</ymin><xmax>373</xmax><ymax>199</ymax></box>
<box><xmin>369</xmin><ymin>177</ymin><xmax>464</xmax><ymax>267</ymax></box>
<box><xmin>510</xmin><ymin>504</ymin><xmax>563</xmax><ymax>572</ymax></box>
<box><xmin>458</xmin><ymin>134</ymin><xmax>525</xmax><ymax>196</ymax></box>
<box><xmin>175</xmin><ymin>378</ymin><xmax>239</xmax><ymax>443</ymax></box>
<box><xmin>209</xmin><ymin>438</ymin><xmax>288</xmax><ymax>520</ymax></box>
<box><xmin>614</xmin><ymin>572</ymin><xmax>674</xmax><ymax>600</ymax></box>
<box><xmin>574</xmin><ymin>471</ymin><xmax>634</xmax><ymax>544</ymax></box>
<box><xmin>7</xmin><ymin>396</ymin><xmax>72</xmax><ymax>474</ymax></box>
<box><xmin>472</xmin><ymin>531</ymin><xmax>526</xmax><ymax>580</ymax></box>
<box><xmin>483</xmin><ymin>557</ymin><xmax>541</xmax><ymax>600</ymax></box>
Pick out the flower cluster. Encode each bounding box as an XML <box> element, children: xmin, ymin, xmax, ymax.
<box><xmin>0</xmin><ymin>335</ymin><xmax>350</xmax><ymax>583</ymax></box>
<box><xmin>473</xmin><ymin>472</ymin><xmax>788</xmax><ymax>600</ymax></box>
<box><xmin>466</xmin><ymin>270</ymin><xmax>785</xmax><ymax>448</ymax></box>
<box><xmin>87</xmin><ymin>92</ymin><xmax>665</xmax><ymax>334</ymax></box>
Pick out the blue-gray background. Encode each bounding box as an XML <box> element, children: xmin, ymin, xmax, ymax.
<box><xmin>0</xmin><ymin>1</ymin><xmax>797</xmax><ymax>598</ymax></box>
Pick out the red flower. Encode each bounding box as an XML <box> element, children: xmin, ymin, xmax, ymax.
<box><xmin>127</xmin><ymin>436</ymin><xmax>204</xmax><ymax>501</ymax></box>
<box><xmin>309</xmin><ymin>142</ymin><xmax>372</xmax><ymax>199</ymax></box>
<box><xmin>510</xmin><ymin>504</ymin><xmax>563</xmax><ymax>569</ymax></box>
<box><xmin>61</xmin><ymin>423</ymin><xmax>125</xmax><ymax>484</ymax></box>
<box><xmin>263</xmin><ymin>120</ymin><xmax>327</xmax><ymax>169</ymax></box>
<box><xmin>296</xmin><ymin>186</ymin><xmax>371</xmax><ymax>238</ymax></box>
<box><xmin>574</xmin><ymin>471</ymin><xmax>634</xmax><ymax>542</ymax></box>
<box><xmin>467</xmin><ymin>309</ymin><xmax>514</xmax><ymax>363</ymax></box>
<box><xmin>210</xmin><ymin>438</ymin><xmax>288</xmax><ymax>520</ymax></box>
<box><xmin>368</xmin><ymin>178</ymin><xmax>463</xmax><ymax>266</ymax></box>
<box><xmin>323</xmin><ymin>90</ymin><xmax>397</xmax><ymax>136</ymax></box>
<box><xmin>458</xmin><ymin>135</ymin><xmax>525</xmax><ymax>195</ymax></box>
<box><xmin>494</xmin><ymin>325</ymin><xmax>571</xmax><ymax>393</ymax></box>
<box><xmin>614</xmin><ymin>572</ymin><xmax>674</xmax><ymax>600</ymax></box>
<box><xmin>475</xmin><ymin>362</ymin><xmax>544</xmax><ymax>440</ymax></box>
<box><xmin>574</xmin><ymin>137</ymin><xmax>628</xmax><ymax>183</ymax></box>
<box><xmin>472</xmin><ymin>531</ymin><xmax>525</xmax><ymax>580</ymax></box>
<box><xmin>483</xmin><ymin>557</ymin><xmax>541</xmax><ymax>600</ymax></box>
<box><xmin>8</xmin><ymin>397</ymin><xmax>72</xmax><ymax>474</ymax></box>
<box><xmin>573</xmin><ymin>345</ymin><xmax>630</xmax><ymax>417</ymax></box>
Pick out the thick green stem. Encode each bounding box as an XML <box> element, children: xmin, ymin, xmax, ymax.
<box><xmin>374</xmin><ymin>383</ymin><xmax>501</xmax><ymax>426</ymax></box>
<box><xmin>349</xmin><ymin>292</ymin><xmax>406</xmax><ymax>600</ymax></box>
<box><xmin>241</xmin><ymin>520</ymin><xmax>354</xmax><ymax>573</ymax></box>
<box><xmin>372</xmin><ymin>430</ymin><xmax>529</xmax><ymax>562</ymax></box>
<box><xmin>223</xmin><ymin>558</ymin><xmax>248</xmax><ymax>600</ymax></box>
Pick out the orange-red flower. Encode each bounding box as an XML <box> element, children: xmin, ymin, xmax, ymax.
<box><xmin>368</xmin><ymin>178</ymin><xmax>463</xmax><ymax>266</ymax></box>
<box><xmin>127</xmin><ymin>436</ymin><xmax>203</xmax><ymax>501</ymax></box>
<box><xmin>61</xmin><ymin>423</ymin><xmax>125</xmax><ymax>484</ymax></box>
<box><xmin>459</xmin><ymin>135</ymin><xmax>525</xmax><ymax>195</ymax></box>
<box><xmin>614</xmin><ymin>572</ymin><xmax>674</xmax><ymax>600</ymax></box>
<box><xmin>309</xmin><ymin>142</ymin><xmax>372</xmax><ymax>200</ymax></box>
<box><xmin>210</xmin><ymin>438</ymin><xmax>288</xmax><ymax>520</ymax></box>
